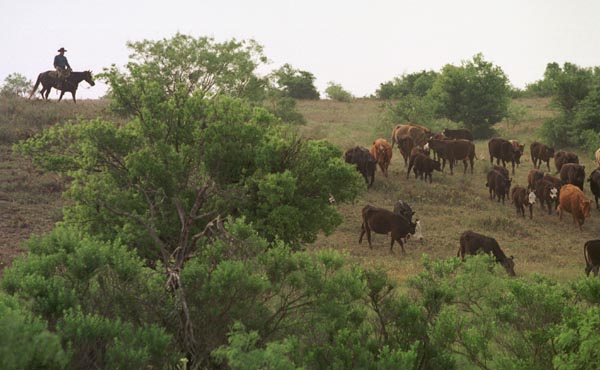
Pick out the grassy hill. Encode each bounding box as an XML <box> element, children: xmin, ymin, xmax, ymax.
<box><xmin>1</xmin><ymin>97</ymin><xmax>596</xmax><ymax>283</ymax></box>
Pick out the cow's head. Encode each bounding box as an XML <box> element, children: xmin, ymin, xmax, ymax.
<box><xmin>550</xmin><ymin>187</ymin><xmax>558</xmax><ymax>199</ymax></box>
<box><xmin>412</xmin><ymin>220</ymin><xmax>424</xmax><ymax>243</ymax></box>
<box><xmin>528</xmin><ymin>191</ymin><xmax>537</xmax><ymax>205</ymax></box>
<box><xmin>503</xmin><ymin>256</ymin><xmax>516</xmax><ymax>277</ymax></box>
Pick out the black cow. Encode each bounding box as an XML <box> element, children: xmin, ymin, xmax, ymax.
<box><xmin>359</xmin><ymin>205</ymin><xmax>418</xmax><ymax>253</ymax></box>
<box><xmin>442</xmin><ymin>128</ymin><xmax>473</xmax><ymax>141</ymax></box>
<box><xmin>427</xmin><ymin>138</ymin><xmax>474</xmax><ymax>175</ymax></box>
<box><xmin>458</xmin><ymin>230</ymin><xmax>516</xmax><ymax>276</ymax></box>
<box><xmin>407</xmin><ymin>153</ymin><xmax>441</xmax><ymax>183</ymax></box>
<box><xmin>344</xmin><ymin>146</ymin><xmax>377</xmax><ymax>187</ymax></box>
<box><xmin>393</xmin><ymin>200</ymin><xmax>414</xmax><ymax>220</ymax></box>
<box><xmin>488</xmin><ymin>138</ymin><xmax>522</xmax><ymax>175</ymax></box>
<box><xmin>560</xmin><ymin>163</ymin><xmax>586</xmax><ymax>191</ymax></box>
<box><xmin>530</xmin><ymin>142</ymin><xmax>555</xmax><ymax>171</ymax></box>
<box><xmin>587</xmin><ymin>167</ymin><xmax>600</xmax><ymax>209</ymax></box>
<box><xmin>486</xmin><ymin>169</ymin><xmax>512</xmax><ymax>204</ymax></box>
<box><xmin>583</xmin><ymin>240</ymin><xmax>600</xmax><ymax>277</ymax></box>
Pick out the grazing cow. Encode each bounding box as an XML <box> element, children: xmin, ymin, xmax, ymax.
<box><xmin>530</xmin><ymin>142</ymin><xmax>555</xmax><ymax>172</ymax></box>
<box><xmin>344</xmin><ymin>146</ymin><xmax>377</xmax><ymax>187</ymax></box>
<box><xmin>535</xmin><ymin>179</ymin><xmax>559</xmax><ymax>215</ymax></box>
<box><xmin>393</xmin><ymin>200</ymin><xmax>424</xmax><ymax>243</ymax></box>
<box><xmin>442</xmin><ymin>128</ymin><xmax>473</xmax><ymax>141</ymax></box>
<box><xmin>587</xmin><ymin>167</ymin><xmax>600</xmax><ymax>209</ymax></box>
<box><xmin>509</xmin><ymin>140</ymin><xmax>525</xmax><ymax>167</ymax></box>
<box><xmin>595</xmin><ymin>148</ymin><xmax>600</xmax><ymax>165</ymax></box>
<box><xmin>370</xmin><ymin>138</ymin><xmax>393</xmax><ymax>177</ymax></box>
<box><xmin>583</xmin><ymin>240</ymin><xmax>600</xmax><ymax>277</ymax></box>
<box><xmin>457</xmin><ymin>230</ymin><xmax>516</xmax><ymax>276</ymax></box>
<box><xmin>511</xmin><ymin>186</ymin><xmax>536</xmax><ymax>219</ymax></box>
<box><xmin>557</xmin><ymin>184</ymin><xmax>591</xmax><ymax>230</ymax></box>
<box><xmin>407</xmin><ymin>153</ymin><xmax>442</xmax><ymax>183</ymax></box>
<box><xmin>427</xmin><ymin>138</ymin><xmax>475</xmax><ymax>175</ymax></box>
<box><xmin>554</xmin><ymin>150</ymin><xmax>579</xmax><ymax>173</ymax></box>
<box><xmin>488</xmin><ymin>138</ymin><xmax>522</xmax><ymax>175</ymax></box>
<box><xmin>359</xmin><ymin>205</ymin><xmax>418</xmax><ymax>252</ymax></box>
<box><xmin>559</xmin><ymin>163</ymin><xmax>586</xmax><ymax>191</ymax></box>
<box><xmin>527</xmin><ymin>169</ymin><xmax>545</xmax><ymax>191</ymax></box>
<box><xmin>486</xmin><ymin>169</ymin><xmax>512</xmax><ymax>204</ymax></box>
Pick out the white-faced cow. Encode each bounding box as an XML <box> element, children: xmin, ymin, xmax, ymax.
<box><xmin>511</xmin><ymin>186</ymin><xmax>536</xmax><ymax>219</ymax></box>
<box><xmin>458</xmin><ymin>230</ymin><xmax>516</xmax><ymax>276</ymax></box>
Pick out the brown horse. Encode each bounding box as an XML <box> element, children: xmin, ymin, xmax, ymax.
<box><xmin>28</xmin><ymin>70</ymin><xmax>95</xmax><ymax>103</ymax></box>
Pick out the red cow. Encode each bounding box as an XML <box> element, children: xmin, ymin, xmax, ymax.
<box><xmin>370</xmin><ymin>138</ymin><xmax>393</xmax><ymax>177</ymax></box>
<box><xmin>557</xmin><ymin>184</ymin><xmax>591</xmax><ymax>230</ymax></box>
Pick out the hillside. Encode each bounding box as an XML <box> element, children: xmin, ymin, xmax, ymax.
<box><xmin>1</xmin><ymin>97</ymin><xmax>596</xmax><ymax>283</ymax></box>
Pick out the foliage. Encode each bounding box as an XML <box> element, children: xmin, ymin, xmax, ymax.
<box><xmin>99</xmin><ymin>33</ymin><xmax>269</xmax><ymax>115</ymax></box>
<box><xmin>0</xmin><ymin>293</ymin><xmax>67</xmax><ymax>370</ymax></box>
<box><xmin>325</xmin><ymin>81</ymin><xmax>353</xmax><ymax>102</ymax></box>
<box><xmin>427</xmin><ymin>53</ymin><xmax>510</xmax><ymax>137</ymax></box>
<box><xmin>264</xmin><ymin>96</ymin><xmax>306</xmax><ymax>124</ymax></box>
<box><xmin>271</xmin><ymin>63</ymin><xmax>320</xmax><ymax>100</ymax></box>
<box><xmin>0</xmin><ymin>72</ymin><xmax>33</xmax><ymax>98</ymax></box>
<box><xmin>376</xmin><ymin>70</ymin><xmax>438</xmax><ymax>99</ymax></box>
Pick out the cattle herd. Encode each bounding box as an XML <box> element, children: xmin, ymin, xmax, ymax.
<box><xmin>343</xmin><ymin>123</ymin><xmax>600</xmax><ymax>277</ymax></box>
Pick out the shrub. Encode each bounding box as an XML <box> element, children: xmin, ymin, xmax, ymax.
<box><xmin>325</xmin><ymin>82</ymin><xmax>353</xmax><ymax>102</ymax></box>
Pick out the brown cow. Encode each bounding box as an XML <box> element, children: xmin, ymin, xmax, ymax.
<box><xmin>486</xmin><ymin>169</ymin><xmax>512</xmax><ymax>204</ymax></box>
<box><xmin>391</xmin><ymin>123</ymin><xmax>432</xmax><ymax>149</ymax></box>
<box><xmin>370</xmin><ymin>138</ymin><xmax>393</xmax><ymax>177</ymax></box>
<box><xmin>509</xmin><ymin>140</ymin><xmax>525</xmax><ymax>167</ymax></box>
<box><xmin>396</xmin><ymin>136</ymin><xmax>414</xmax><ymax>166</ymax></box>
<box><xmin>344</xmin><ymin>146</ymin><xmax>377</xmax><ymax>187</ymax></box>
<box><xmin>458</xmin><ymin>230</ymin><xmax>516</xmax><ymax>276</ymax></box>
<box><xmin>583</xmin><ymin>240</ymin><xmax>600</xmax><ymax>277</ymax></box>
<box><xmin>530</xmin><ymin>142</ymin><xmax>555</xmax><ymax>171</ymax></box>
<box><xmin>527</xmin><ymin>169</ymin><xmax>545</xmax><ymax>191</ymax></box>
<box><xmin>557</xmin><ymin>184</ymin><xmax>591</xmax><ymax>230</ymax></box>
<box><xmin>407</xmin><ymin>153</ymin><xmax>442</xmax><ymax>183</ymax></box>
<box><xmin>560</xmin><ymin>163</ymin><xmax>586</xmax><ymax>191</ymax></box>
<box><xmin>595</xmin><ymin>148</ymin><xmax>600</xmax><ymax>166</ymax></box>
<box><xmin>427</xmin><ymin>138</ymin><xmax>474</xmax><ymax>175</ymax></box>
<box><xmin>554</xmin><ymin>150</ymin><xmax>579</xmax><ymax>173</ymax></box>
<box><xmin>511</xmin><ymin>186</ymin><xmax>536</xmax><ymax>219</ymax></box>
<box><xmin>587</xmin><ymin>167</ymin><xmax>600</xmax><ymax>209</ymax></box>
<box><xmin>359</xmin><ymin>205</ymin><xmax>418</xmax><ymax>252</ymax></box>
<box><xmin>535</xmin><ymin>179</ymin><xmax>559</xmax><ymax>215</ymax></box>
<box><xmin>493</xmin><ymin>165</ymin><xmax>510</xmax><ymax>179</ymax></box>
<box><xmin>488</xmin><ymin>138</ymin><xmax>522</xmax><ymax>175</ymax></box>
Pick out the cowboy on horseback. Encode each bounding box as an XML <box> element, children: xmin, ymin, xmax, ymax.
<box><xmin>53</xmin><ymin>47</ymin><xmax>71</xmax><ymax>90</ymax></box>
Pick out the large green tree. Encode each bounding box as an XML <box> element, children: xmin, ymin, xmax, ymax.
<box><xmin>428</xmin><ymin>53</ymin><xmax>510</xmax><ymax>136</ymax></box>
<box><xmin>0</xmin><ymin>73</ymin><xmax>32</xmax><ymax>98</ymax></box>
<box><xmin>271</xmin><ymin>63</ymin><xmax>320</xmax><ymax>100</ymax></box>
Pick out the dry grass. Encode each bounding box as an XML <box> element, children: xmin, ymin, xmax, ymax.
<box><xmin>0</xmin><ymin>96</ymin><xmax>595</xmax><ymax>285</ymax></box>
<box><xmin>304</xmin><ymin>97</ymin><xmax>597</xmax><ymax>284</ymax></box>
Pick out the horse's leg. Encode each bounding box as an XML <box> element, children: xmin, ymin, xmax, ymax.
<box><xmin>72</xmin><ymin>92</ymin><xmax>76</xmax><ymax>103</ymax></box>
<box><xmin>58</xmin><ymin>91</ymin><xmax>66</xmax><ymax>102</ymax></box>
<box><xmin>42</xmin><ymin>87</ymin><xmax>50</xmax><ymax>100</ymax></box>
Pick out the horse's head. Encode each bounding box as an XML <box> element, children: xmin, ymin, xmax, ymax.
<box><xmin>83</xmin><ymin>70</ymin><xmax>95</xmax><ymax>86</ymax></box>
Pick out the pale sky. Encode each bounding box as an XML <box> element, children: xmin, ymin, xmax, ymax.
<box><xmin>2</xmin><ymin>0</ymin><xmax>600</xmax><ymax>99</ymax></box>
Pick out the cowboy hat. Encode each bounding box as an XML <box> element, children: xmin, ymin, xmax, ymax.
<box><xmin>57</xmin><ymin>47</ymin><xmax>67</xmax><ymax>52</ymax></box>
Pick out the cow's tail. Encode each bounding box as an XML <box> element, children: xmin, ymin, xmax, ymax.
<box><xmin>28</xmin><ymin>74</ymin><xmax>42</xmax><ymax>99</ymax></box>
<box><xmin>584</xmin><ymin>242</ymin><xmax>591</xmax><ymax>267</ymax></box>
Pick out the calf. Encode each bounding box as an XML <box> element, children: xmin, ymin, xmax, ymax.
<box><xmin>359</xmin><ymin>205</ymin><xmax>418</xmax><ymax>253</ymax></box>
<box><xmin>554</xmin><ymin>150</ymin><xmax>579</xmax><ymax>173</ymax></box>
<box><xmin>511</xmin><ymin>186</ymin><xmax>536</xmax><ymax>219</ymax></box>
<box><xmin>370</xmin><ymin>138</ymin><xmax>393</xmax><ymax>177</ymax></box>
<box><xmin>344</xmin><ymin>146</ymin><xmax>377</xmax><ymax>187</ymax></box>
<box><xmin>535</xmin><ymin>179</ymin><xmax>559</xmax><ymax>215</ymax></box>
<box><xmin>486</xmin><ymin>169</ymin><xmax>512</xmax><ymax>204</ymax></box>
<box><xmin>457</xmin><ymin>230</ymin><xmax>516</xmax><ymax>276</ymax></box>
<box><xmin>560</xmin><ymin>163</ymin><xmax>585</xmax><ymax>191</ymax></box>
<box><xmin>557</xmin><ymin>184</ymin><xmax>591</xmax><ymax>230</ymax></box>
<box><xmin>530</xmin><ymin>142</ymin><xmax>555</xmax><ymax>171</ymax></box>
<box><xmin>407</xmin><ymin>153</ymin><xmax>442</xmax><ymax>183</ymax></box>
<box><xmin>587</xmin><ymin>167</ymin><xmax>600</xmax><ymax>209</ymax></box>
<box><xmin>584</xmin><ymin>240</ymin><xmax>600</xmax><ymax>277</ymax></box>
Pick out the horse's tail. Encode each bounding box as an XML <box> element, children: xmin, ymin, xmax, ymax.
<box><xmin>28</xmin><ymin>73</ymin><xmax>42</xmax><ymax>99</ymax></box>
